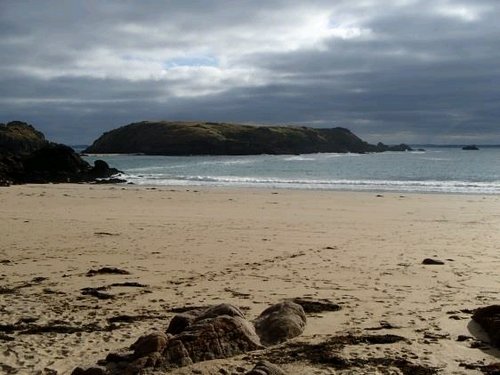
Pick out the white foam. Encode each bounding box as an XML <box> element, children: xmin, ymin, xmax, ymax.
<box><xmin>122</xmin><ymin>174</ymin><xmax>500</xmax><ymax>194</ymax></box>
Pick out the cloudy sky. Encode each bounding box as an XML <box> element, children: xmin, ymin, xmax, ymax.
<box><xmin>1</xmin><ymin>1</ymin><xmax>499</xmax><ymax>144</ymax></box>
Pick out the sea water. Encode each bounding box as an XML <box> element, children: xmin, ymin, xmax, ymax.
<box><xmin>83</xmin><ymin>148</ymin><xmax>500</xmax><ymax>194</ymax></box>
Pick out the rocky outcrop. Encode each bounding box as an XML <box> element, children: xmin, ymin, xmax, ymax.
<box><xmin>0</xmin><ymin>121</ymin><xmax>48</xmax><ymax>155</ymax></box>
<box><xmin>0</xmin><ymin>121</ymin><xmax>121</xmax><ymax>185</ymax></box>
<box><xmin>84</xmin><ymin>121</ymin><xmax>413</xmax><ymax>155</ymax></box>
<box><xmin>73</xmin><ymin>302</ymin><xmax>310</xmax><ymax>374</ymax></box>
<box><xmin>254</xmin><ymin>302</ymin><xmax>307</xmax><ymax>346</ymax></box>
<box><xmin>77</xmin><ymin>304</ymin><xmax>263</xmax><ymax>374</ymax></box>
<box><xmin>472</xmin><ymin>305</ymin><xmax>500</xmax><ymax>347</ymax></box>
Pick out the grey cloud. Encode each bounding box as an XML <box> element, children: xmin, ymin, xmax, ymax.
<box><xmin>1</xmin><ymin>0</ymin><xmax>500</xmax><ymax>144</ymax></box>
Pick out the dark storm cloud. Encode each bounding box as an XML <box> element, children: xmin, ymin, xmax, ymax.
<box><xmin>1</xmin><ymin>0</ymin><xmax>499</xmax><ymax>144</ymax></box>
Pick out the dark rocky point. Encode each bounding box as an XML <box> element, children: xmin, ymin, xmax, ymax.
<box><xmin>0</xmin><ymin>121</ymin><xmax>121</xmax><ymax>185</ymax></box>
<box><xmin>84</xmin><ymin>121</ymin><xmax>413</xmax><ymax>156</ymax></box>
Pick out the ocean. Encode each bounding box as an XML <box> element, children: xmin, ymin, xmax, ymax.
<box><xmin>83</xmin><ymin>147</ymin><xmax>500</xmax><ymax>194</ymax></box>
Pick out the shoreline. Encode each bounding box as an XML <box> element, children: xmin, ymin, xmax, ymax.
<box><xmin>1</xmin><ymin>184</ymin><xmax>499</xmax><ymax>373</ymax></box>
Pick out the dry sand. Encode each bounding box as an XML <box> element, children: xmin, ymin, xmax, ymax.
<box><xmin>0</xmin><ymin>184</ymin><xmax>499</xmax><ymax>374</ymax></box>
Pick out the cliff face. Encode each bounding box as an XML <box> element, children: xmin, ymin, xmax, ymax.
<box><xmin>0</xmin><ymin>121</ymin><xmax>120</xmax><ymax>185</ymax></box>
<box><xmin>0</xmin><ymin>121</ymin><xmax>48</xmax><ymax>155</ymax></box>
<box><xmin>85</xmin><ymin>121</ymin><xmax>411</xmax><ymax>155</ymax></box>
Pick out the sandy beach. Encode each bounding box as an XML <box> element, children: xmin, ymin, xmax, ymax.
<box><xmin>1</xmin><ymin>184</ymin><xmax>499</xmax><ymax>374</ymax></box>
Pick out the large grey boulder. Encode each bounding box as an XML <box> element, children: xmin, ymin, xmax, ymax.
<box><xmin>254</xmin><ymin>302</ymin><xmax>307</xmax><ymax>346</ymax></box>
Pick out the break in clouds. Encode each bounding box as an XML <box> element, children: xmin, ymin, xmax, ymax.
<box><xmin>1</xmin><ymin>0</ymin><xmax>500</xmax><ymax>144</ymax></box>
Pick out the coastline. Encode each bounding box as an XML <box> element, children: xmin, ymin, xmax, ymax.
<box><xmin>1</xmin><ymin>184</ymin><xmax>499</xmax><ymax>373</ymax></box>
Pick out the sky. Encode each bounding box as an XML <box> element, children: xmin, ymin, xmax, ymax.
<box><xmin>1</xmin><ymin>0</ymin><xmax>499</xmax><ymax>145</ymax></box>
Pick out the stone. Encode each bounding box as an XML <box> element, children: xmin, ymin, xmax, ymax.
<box><xmin>166</xmin><ymin>312</ymin><xmax>197</xmax><ymax>335</ymax></box>
<box><xmin>86</xmin><ymin>267</ymin><xmax>130</xmax><ymax>277</ymax></box>
<box><xmin>472</xmin><ymin>305</ymin><xmax>500</xmax><ymax>347</ymax></box>
<box><xmin>422</xmin><ymin>258</ymin><xmax>445</xmax><ymax>265</ymax></box>
<box><xmin>289</xmin><ymin>297</ymin><xmax>341</xmax><ymax>314</ymax></box>
<box><xmin>166</xmin><ymin>303</ymin><xmax>246</xmax><ymax>335</ymax></box>
<box><xmin>162</xmin><ymin>315</ymin><xmax>262</xmax><ymax>367</ymax></box>
<box><xmin>246</xmin><ymin>360</ymin><xmax>287</xmax><ymax>375</ymax></box>
<box><xmin>254</xmin><ymin>302</ymin><xmax>306</xmax><ymax>346</ymax></box>
<box><xmin>103</xmin><ymin>313</ymin><xmax>263</xmax><ymax>373</ymax></box>
<box><xmin>130</xmin><ymin>332</ymin><xmax>170</xmax><ymax>357</ymax></box>
<box><xmin>196</xmin><ymin>303</ymin><xmax>246</xmax><ymax>320</ymax></box>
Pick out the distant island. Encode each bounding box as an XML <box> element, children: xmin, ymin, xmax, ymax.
<box><xmin>84</xmin><ymin>121</ymin><xmax>412</xmax><ymax>155</ymax></box>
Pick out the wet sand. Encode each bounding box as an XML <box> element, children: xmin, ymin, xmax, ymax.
<box><xmin>1</xmin><ymin>184</ymin><xmax>499</xmax><ymax>374</ymax></box>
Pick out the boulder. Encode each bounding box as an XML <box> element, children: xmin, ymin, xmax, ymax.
<box><xmin>472</xmin><ymin>305</ymin><xmax>500</xmax><ymax>347</ymax></box>
<box><xmin>22</xmin><ymin>143</ymin><xmax>91</xmax><ymax>183</ymax></box>
<box><xmin>88</xmin><ymin>159</ymin><xmax>121</xmax><ymax>179</ymax></box>
<box><xmin>254</xmin><ymin>302</ymin><xmax>307</xmax><ymax>346</ymax></box>
<box><xmin>130</xmin><ymin>332</ymin><xmax>170</xmax><ymax>357</ymax></box>
<box><xmin>161</xmin><ymin>315</ymin><xmax>262</xmax><ymax>367</ymax></box>
<box><xmin>100</xmin><ymin>304</ymin><xmax>263</xmax><ymax>373</ymax></box>
<box><xmin>166</xmin><ymin>311</ymin><xmax>198</xmax><ymax>335</ymax></box>
<box><xmin>166</xmin><ymin>303</ymin><xmax>246</xmax><ymax>334</ymax></box>
<box><xmin>246</xmin><ymin>360</ymin><xmax>287</xmax><ymax>375</ymax></box>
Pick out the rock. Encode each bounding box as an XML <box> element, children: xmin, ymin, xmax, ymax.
<box><xmin>130</xmin><ymin>332</ymin><xmax>170</xmax><ymax>357</ymax></box>
<box><xmin>93</xmin><ymin>177</ymin><xmax>126</xmax><ymax>184</ymax></box>
<box><xmin>86</xmin><ymin>267</ymin><xmax>130</xmax><ymax>277</ymax></box>
<box><xmin>462</xmin><ymin>145</ymin><xmax>479</xmax><ymax>150</ymax></box>
<box><xmin>196</xmin><ymin>303</ymin><xmax>246</xmax><ymax>320</ymax></box>
<box><xmin>166</xmin><ymin>312</ymin><xmax>198</xmax><ymax>335</ymax></box>
<box><xmin>1</xmin><ymin>121</ymin><xmax>121</xmax><ymax>184</ymax></box>
<box><xmin>254</xmin><ymin>301</ymin><xmax>306</xmax><ymax>346</ymax></box>
<box><xmin>84</xmin><ymin>121</ymin><xmax>412</xmax><ymax>156</ymax></box>
<box><xmin>422</xmin><ymin>258</ymin><xmax>445</xmax><ymax>265</ymax></box>
<box><xmin>71</xmin><ymin>366</ymin><xmax>107</xmax><ymax>375</ymax></box>
<box><xmin>246</xmin><ymin>360</ymin><xmax>287</xmax><ymax>375</ymax></box>
<box><xmin>0</xmin><ymin>121</ymin><xmax>48</xmax><ymax>155</ymax></box>
<box><xmin>81</xmin><ymin>287</ymin><xmax>114</xmax><ymax>300</ymax></box>
<box><xmin>22</xmin><ymin>143</ymin><xmax>92</xmax><ymax>183</ymax></box>
<box><xmin>289</xmin><ymin>297</ymin><xmax>341</xmax><ymax>314</ymax></box>
<box><xmin>101</xmin><ymin>306</ymin><xmax>263</xmax><ymax>373</ymax></box>
<box><xmin>472</xmin><ymin>305</ymin><xmax>500</xmax><ymax>347</ymax></box>
<box><xmin>166</xmin><ymin>303</ymin><xmax>246</xmax><ymax>335</ymax></box>
<box><xmin>161</xmin><ymin>315</ymin><xmax>262</xmax><ymax>367</ymax></box>
<box><xmin>88</xmin><ymin>160</ymin><xmax>120</xmax><ymax>179</ymax></box>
